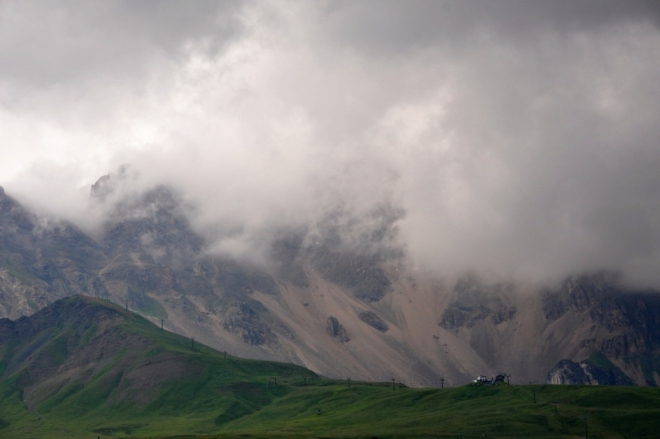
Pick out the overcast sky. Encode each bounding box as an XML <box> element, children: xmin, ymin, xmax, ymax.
<box><xmin>1</xmin><ymin>1</ymin><xmax>660</xmax><ymax>287</ymax></box>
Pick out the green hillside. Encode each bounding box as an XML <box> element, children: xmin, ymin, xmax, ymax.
<box><xmin>0</xmin><ymin>296</ymin><xmax>659</xmax><ymax>439</ymax></box>
<box><xmin>0</xmin><ymin>296</ymin><xmax>319</xmax><ymax>438</ymax></box>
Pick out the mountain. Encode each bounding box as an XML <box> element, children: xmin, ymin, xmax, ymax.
<box><xmin>546</xmin><ymin>353</ymin><xmax>635</xmax><ymax>386</ymax></box>
<box><xmin>0</xmin><ymin>295</ymin><xmax>319</xmax><ymax>437</ymax></box>
<box><xmin>1</xmin><ymin>295</ymin><xmax>659</xmax><ymax>439</ymax></box>
<box><xmin>0</xmin><ymin>186</ymin><xmax>109</xmax><ymax>318</ymax></box>
<box><xmin>1</xmin><ymin>182</ymin><xmax>659</xmax><ymax>388</ymax></box>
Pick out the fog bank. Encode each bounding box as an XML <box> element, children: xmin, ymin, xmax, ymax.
<box><xmin>2</xmin><ymin>1</ymin><xmax>660</xmax><ymax>287</ymax></box>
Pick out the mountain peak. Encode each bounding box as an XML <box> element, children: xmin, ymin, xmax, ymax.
<box><xmin>90</xmin><ymin>164</ymin><xmax>131</xmax><ymax>201</ymax></box>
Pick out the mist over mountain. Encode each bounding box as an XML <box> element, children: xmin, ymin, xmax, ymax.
<box><xmin>2</xmin><ymin>1</ymin><xmax>660</xmax><ymax>390</ymax></box>
<box><xmin>2</xmin><ymin>181</ymin><xmax>660</xmax><ymax>388</ymax></box>
<box><xmin>1</xmin><ymin>1</ymin><xmax>660</xmax><ymax>288</ymax></box>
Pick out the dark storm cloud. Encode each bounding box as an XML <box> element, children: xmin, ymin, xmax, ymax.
<box><xmin>0</xmin><ymin>0</ymin><xmax>244</xmax><ymax>88</ymax></box>
<box><xmin>322</xmin><ymin>0</ymin><xmax>660</xmax><ymax>54</ymax></box>
<box><xmin>2</xmin><ymin>1</ymin><xmax>660</xmax><ymax>287</ymax></box>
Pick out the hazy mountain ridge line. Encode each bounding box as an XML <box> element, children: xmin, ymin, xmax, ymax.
<box><xmin>2</xmin><ymin>184</ymin><xmax>660</xmax><ymax>387</ymax></box>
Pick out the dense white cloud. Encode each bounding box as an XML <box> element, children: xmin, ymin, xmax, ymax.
<box><xmin>2</xmin><ymin>1</ymin><xmax>660</xmax><ymax>287</ymax></box>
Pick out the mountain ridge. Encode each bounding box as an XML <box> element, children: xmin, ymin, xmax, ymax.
<box><xmin>1</xmin><ymin>183</ymin><xmax>659</xmax><ymax>388</ymax></box>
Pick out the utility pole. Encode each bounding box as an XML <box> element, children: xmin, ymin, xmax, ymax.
<box><xmin>125</xmin><ymin>298</ymin><xmax>129</xmax><ymax>310</ymax></box>
<box><xmin>582</xmin><ymin>417</ymin><xmax>589</xmax><ymax>439</ymax></box>
<box><xmin>440</xmin><ymin>378</ymin><xmax>445</xmax><ymax>389</ymax></box>
<box><xmin>347</xmin><ymin>377</ymin><xmax>351</xmax><ymax>389</ymax></box>
<box><xmin>582</xmin><ymin>416</ymin><xmax>589</xmax><ymax>439</ymax></box>
<box><xmin>392</xmin><ymin>378</ymin><xmax>396</xmax><ymax>391</ymax></box>
<box><xmin>551</xmin><ymin>401</ymin><xmax>558</xmax><ymax>415</ymax></box>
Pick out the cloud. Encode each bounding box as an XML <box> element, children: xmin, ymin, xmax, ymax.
<box><xmin>2</xmin><ymin>1</ymin><xmax>660</xmax><ymax>287</ymax></box>
<box><xmin>0</xmin><ymin>0</ymin><xmax>243</xmax><ymax>88</ymax></box>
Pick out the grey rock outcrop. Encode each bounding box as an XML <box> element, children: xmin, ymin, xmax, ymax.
<box><xmin>358</xmin><ymin>311</ymin><xmax>389</xmax><ymax>332</ymax></box>
<box><xmin>439</xmin><ymin>274</ymin><xmax>516</xmax><ymax>330</ymax></box>
<box><xmin>326</xmin><ymin>316</ymin><xmax>350</xmax><ymax>343</ymax></box>
<box><xmin>221</xmin><ymin>301</ymin><xmax>275</xmax><ymax>346</ymax></box>
<box><xmin>547</xmin><ymin>358</ymin><xmax>635</xmax><ymax>386</ymax></box>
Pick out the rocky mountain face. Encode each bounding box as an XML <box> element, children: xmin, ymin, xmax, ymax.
<box><xmin>1</xmin><ymin>182</ymin><xmax>659</xmax><ymax>387</ymax></box>
<box><xmin>0</xmin><ymin>187</ymin><xmax>108</xmax><ymax>319</ymax></box>
<box><xmin>546</xmin><ymin>357</ymin><xmax>634</xmax><ymax>386</ymax></box>
<box><xmin>541</xmin><ymin>276</ymin><xmax>660</xmax><ymax>386</ymax></box>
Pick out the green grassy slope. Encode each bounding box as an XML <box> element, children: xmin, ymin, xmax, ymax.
<box><xmin>0</xmin><ymin>296</ymin><xmax>659</xmax><ymax>439</ymax></box>
<box><xmin>0</xmin><ymin>296</ymin><xmax>320</xmax><ymax>439</ymax></box>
